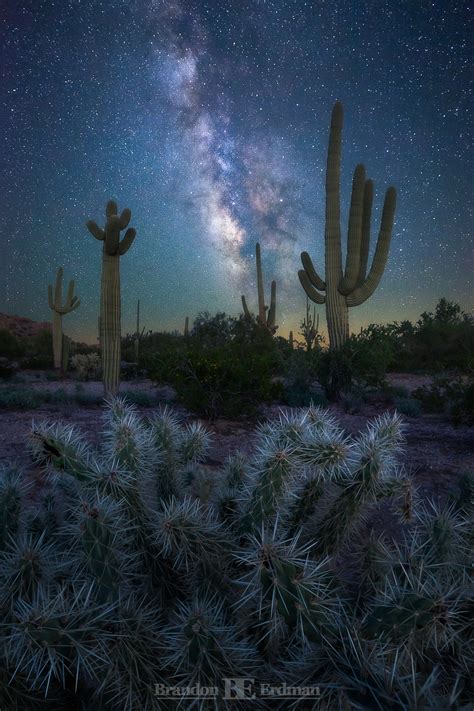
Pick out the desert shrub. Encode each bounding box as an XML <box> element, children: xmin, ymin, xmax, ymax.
<box><xmin>0</xmin><ymin>330</ymin><xmax>24</xmax><ymax>359</ymax></box>
<box><xmin>281</xmin><ymin>348</ymin><xmax>321</xmax><ymax>406</ymax></box>
<box><xmin>413</xmin><ymin>374</ymin><xmax>474</xmax><ymax>425</ymax></box>
<box><xmin>0</xmin><ymin>400</ymin><xmax>471</xmax><ymax>709</ymax></box>
<box><xmin>393</xmin><ymin>396</ymin><xmax>422</xmax><ymax>417</ymax></box>
<box><xmin>149</xmin><ymin>314</ymin><xmax>282</xmax><ymax>418</ymax></box>
<box><xmin>341</xmin><ymin>388</ymin><xmax>366</xmax><ymax>414</ymax></box>
<box><xmin>317</xmin><ymin>348</ymin><xmax>353</xmax><ymax>400</ymax></box>
<box><xmin>120</xmin><ymin>390</ymin><xmax>157</xmax><ymax>407</ymax></box>
<box><xmin>73</xmin><ymin>384</ymin><xmax>102</xmax><ymax>407</ymax></box>
<box><xmin>71</xmin><ymin>353</ymin><xmax>102</xmax><ymax>381</ymax></box>
<box><xmin>0</xmin><ymin>388</ymin><xmax>42</xmax><ymax>410</ymax></box>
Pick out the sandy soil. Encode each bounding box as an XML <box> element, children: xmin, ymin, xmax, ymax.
<box><xmin>0</xmin><ymin>375</ymin><xmax>472</xmax><ymax>503</ymax></box>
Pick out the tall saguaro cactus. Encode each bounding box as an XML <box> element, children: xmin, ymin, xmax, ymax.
<box><xmin>298</xmin><ymin>102</ymin><xmax>397</xmax><ymax>349</ymax></box>
<box><xmin>86</xmin><ymin>200</ymin><xmax>136</xmax><ymax>396</ymax></box>
<box><xmin>241</xmin><ymin>242</ymin><xmax>277</xmax><ymax>334</ymax></box>
<box><xmin>48</xmin><ymin>267</ymin><xmax>80</xmax><ymax>370</ymax></box>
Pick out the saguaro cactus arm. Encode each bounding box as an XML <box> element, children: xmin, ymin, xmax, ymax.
<box><xmin>48</xmin><ymin>268</ymin><xmax>80</xmax><ymax>314</ymax></box>
<box><xmin>241</xmin><ymin>295</ymin><xmax>251</xmax><ymax>320</ymax></box>
<box><xmin>267</xmin><ymin>280</ymin><xmax>276</xmax><ymax>329</ymax></box>
<box><xmin>301</xmin><ymin>252</ymin><xmax>325</xmax><ymax>291</ymax></box>
<box><xmin>298</xmin><ymin>270</ymin><xmax>325</xmax><ymax>304</ymax></box>
<box><xmin>255</xmin><ymin>242</ymin><xmax>266</xmax><ymax>325</ymax></box>
<box><xmin>356</xmin><ymin>179</ymin><xmax>374</xmax><ymax>287</ymax></box>
<box><xmin>86</xmin><ymin>200</ymin><xmax>135</xmax><ymax>256</ymax></box>
<box><xmin>339</xmin><ymin>164</ymin><xmax>366</xmax><ymax>295</ymax></box>
<box><xmin>346</xmin><ymin>187</ymin><xmax>396</xmax><ymax>307</ymax></box>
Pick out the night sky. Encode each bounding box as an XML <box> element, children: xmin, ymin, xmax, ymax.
<box><xmin>1</xmin><ymin>0</ymin><xmax>472</xmax><ymax>343</ymax></box>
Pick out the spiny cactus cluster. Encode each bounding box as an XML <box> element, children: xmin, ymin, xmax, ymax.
<box><xmin>0</xmin><ymin>402</ymin><xmax>471</xmax><ymax>709</ymax></box>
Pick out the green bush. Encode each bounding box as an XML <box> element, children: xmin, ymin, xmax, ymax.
<box><xmin>0</xmin><ymin>389</ymin><xmax>42</xmax><ymax>410</ymax></box>
<box><xmin>0</xmin><ymin>330</ymin><xmax>24</xmax><ymax>359</ymax></box>
<box><xmin>71</xmin><ymin>353</ymin><xmax>102</xmax><ymax>381</ymax></box>
<box><xmin>413</xmin><ymin>374</ymin><xmax>474</xmax><ymax>424</ymax></box>
<box><xmin>149</xmin><ymin>314</ymin><xmax>282</xmax><ymax>418</ymax></box>
<box><xmin>393</xmin><ymin>396</ymin><xmax>422</xmax><ymax>417</ymax></box>
<box><xmin>281</xmin><ymin>348</ymin><xmax>321</xmax><ymax>406</ymax></box>
<box><xmin>0</xmin><ymin>400</ymin><xmax>471</xmax><ymax>709</ymax></box>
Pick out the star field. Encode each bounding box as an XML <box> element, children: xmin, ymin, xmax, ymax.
<box><xmin>1</xmin><ymin>0</ymin><xmax>472</xmax><ymax>342</ymax></box>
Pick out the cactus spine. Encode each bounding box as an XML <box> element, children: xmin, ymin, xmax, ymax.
<box><xmin>299</xmin><ymin>102</ymin><xmax>397</xmax><ymax>349</ymax></box>
<box><xmin>86</xmin><ymin>200</ymin><xmax>136</xmax><ymax>395</ymax></box>
<box><xmin>241</xmin><ymin>242</ymin><xmax>277</xmax><ymax>333</ymax></box>
<box><xmin>47</xmin><ymin>267</ymin><xmax>80</xmax><ymax>370</ymax></box>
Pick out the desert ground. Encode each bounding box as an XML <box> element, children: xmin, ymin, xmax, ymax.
<box><xmin>1</xmin><ymin>372</ymin><xmax>472</xmax><ymax>504</ymax></box>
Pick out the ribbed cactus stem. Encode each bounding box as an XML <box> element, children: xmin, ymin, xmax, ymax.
<box><xmin>256</xmin><ymin>242</ymin><xmax>266</xmax><ymax>325</ymax></box>
<box><xmin>289</xmin><ymin>330</ymin><xmax>293</xmax><ymax>349</ymax></box>
<box><xmin>101</xmin><ymin>251</ymin><xmax>121</xmax><ymax>395</ymax></box>
<box><xmin>47</xmin><ymin>267</ymin><xmax>80</xmax><ymax>370</ymax></box>
<box><xmin>267</xmin><ymin>280</ymin><xmax>276</xmax><ymax>330</ymax></box>
<box><xmin>86</xmin><ymin>200</ymin><xmax>136</xmax><ymax>396</ymax></box>
<box><xmin>241</xmin><ymin>243</ymin><xmax>277</xmax><ymax>333</ymax></box>
<box><xmin>184</xmin><ymin>316</ymin><xmax>189</xmax><ymax>337</ymax></box>
<box><xmin>299</xmin><ymin>102</ymin><xmax>396</xmax><ymax>349</ymax></box>
<box><xmin>324</xmin><ymin>102</ymin><xmax>349</xmax><ymax>349</ymax></box>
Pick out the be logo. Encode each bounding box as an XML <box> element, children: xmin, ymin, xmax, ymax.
<box><xmin>223</xmin><ymin>678</ymin><xmax>256</xmax><ymax>700</ymax></box>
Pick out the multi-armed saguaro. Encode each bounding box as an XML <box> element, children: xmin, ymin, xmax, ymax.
<box><xmin>298</xmin><ymin>102</ymin><xmax>397</xmax><ymax>349</ymax></box>
<box><xmin>86</xmin><ymin>200</ymin><xmax>136</xmax><ymax>396</ymax></box>
<box><xmin>241</xmin><ymin>242</ymin><xmax>277</xmax><ymax>334</ymax></box>
<box><xmin>48</xmin><ymin>267</ymin><xmax>80</xmax><ymax>371</ymax></box>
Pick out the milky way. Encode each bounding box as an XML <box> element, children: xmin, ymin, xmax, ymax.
<box><xmin>1</xmin><ymin>0</ymin><xmax>472</xmax><ymax>342</ymax></box>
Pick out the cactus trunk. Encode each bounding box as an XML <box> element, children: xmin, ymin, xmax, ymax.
<box><xmin>52</xmin><ymin>312</ymin><xmax>63</xmax><ymax>369</ymax></box>
<box><xmin>101</xmin><ymin>251</ymin><xmax>121</xmax><ymax>395</ymax></box>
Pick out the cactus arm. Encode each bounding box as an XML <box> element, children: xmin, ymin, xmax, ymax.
<box><xmin>86</xmin><ymin>220</ymin><xmax>105</xmax><ymax>241</ymax></box>
<box><xmin>339</xmin><ymin>164</ymin><xmax>366</xmax><ymax>295</ymax></box>
<box><xmin>267</xmin><ymin>280</ymin><xmax>276</xmax><ymax>329</ymax></box>
<box><xmin>119</xmin><ymin>208</ymin><xmax>131</xmax><ymax>229</ymax></box>
<box><xmin>118</xmin><ymin>227</ymin><xmax>136</xmax><ymax>255</ymax></box>
<box><xmin>301</xmin><ymin>252</ymin><xmax>325</xmax><ymax>291</ymax></box>
<box><xmin>298</xmin><ymin>270</ymin><xmax>326</xmax><ymax>304</ymax></box>
<box><xmin>255</xmin><ymin>242</ymin><xmax>266</xmax><ymax>325</ymax></box>
<box><xmin>346</xmin><ymin>187</ymin><xmax>396</xmax><ymax>307</ymax></box>
<box><xmin>356</xmin><ymin>179</ymin><xmax>374</xmax><ymax>287</ymax></box>
<box><xmin>241</xmin><ymin>295</ymin><xmax>251</xmax><ymax>319</ymax></box>
<box><xmin>47</xmin><ymin>284</ymin><xmax>54</xmax><ymax>310</ymax></box>
<box><xmin>66</xmin><ymin>279</ymin><xmax>75</xmax><ymax>307</ymax></box>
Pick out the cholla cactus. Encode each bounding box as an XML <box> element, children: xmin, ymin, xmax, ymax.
<box><xmin>0</xmin><ymin>402</ymin><xmax>471</xmax><ymax>708</ymax></box>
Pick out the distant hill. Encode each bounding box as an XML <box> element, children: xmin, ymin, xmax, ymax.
<box><xmin>0</xmin><ymin>313</ymin><xmax>51</xmax><ymax>339</ymax></box>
